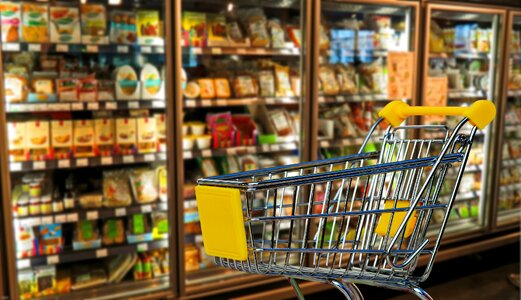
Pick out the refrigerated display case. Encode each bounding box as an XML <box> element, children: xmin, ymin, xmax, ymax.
<box><xmin>316</xmin><ymin>1</ymin><xmax>419</xmax><ymax>160</ymax></box>
<box><xmin>422</xmin><ymin>4</ymin><xmax>506</xmax><ymax>235</ymax></box>
<box><xmin>175</xmin><ymin>0</ymin><xmax>310</xmax><ymax>294</ymax></box>
<box><xmin>495</xmin><ymin>11</ymin><xmax>521</xmax><ymax>227</ymax></box>
<box><xmin>0</xmin><ymin>1</ymin><xmax>175</xmax><ymax>299</ymax></box>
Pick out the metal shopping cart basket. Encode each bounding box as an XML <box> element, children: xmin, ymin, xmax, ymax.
<box><xmin>194</xmin><ymin>100</ymin><xmax>496</xmax><ymax>300</ymax></box>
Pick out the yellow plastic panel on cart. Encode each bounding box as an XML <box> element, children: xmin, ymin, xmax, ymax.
<box><xmin>375</xmin><ymin>200</ymin><xmax>417</xmax><ymax>238</ymax></box>
<box><xmin>195</xmin><ymin>186</ymin><xmax>248</xmax><ymax>261</ymax></box>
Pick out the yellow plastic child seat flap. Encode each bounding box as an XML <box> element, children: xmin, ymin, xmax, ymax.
<box><xmin>375</xmin><ymin>200</ymin><xmax>418</xmax><ymax>238</ymax></box>
<box><xmin>195</xmin><ymin>185</ymin><xmax>248</xmax><ymax>261</ymax></box>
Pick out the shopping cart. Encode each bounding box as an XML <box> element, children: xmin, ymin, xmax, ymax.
<box><xmin>195</xmin><ymin>100</ymin><xmax>496</xmax><ymax>300</ymax></box>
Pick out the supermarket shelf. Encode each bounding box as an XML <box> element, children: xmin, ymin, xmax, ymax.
<box><xmin>504</xmin><ymin>124</ymin><xmax>521</xmax><ymax>133</ymax></box>
<box><xmin>14</xmin><ymin>202</ymin><xmax>169</xmax><ymax>227</ymax></box>
<box><xmin>183</xmin><ymin>142</ymin><xmax>298</xmax><ymax>159</ymax></box>
<box><xmin>184</xmin><ymin>96</ymin><xmax>299</xmax><ymax>108</ymax></box>
<box><xmin>34</xmin><ymin>277</ymin><xmax>170</xmax><ymax>300</ymax></box>
<box><xmin>448</xmin><ymin>89</ymin><xmax>485</xmax><ymax>99</ymax></box>
<box><xmin>500</xmin><ymin>182</ymin><xmax>521</xmax><ymax>192</ymax></box>
<box><xmin>429</xmin><ymin>51</ymin><xmax>490</xmax><ymax>59</ymax></box>
<box><xmin>318</xmin><ymin>94</ymin><xmax>392</xmax><ymax>104</ymax></box>
<box><xmin>16</xmin><ymin>239</ymin><xmax>169</xmax><ymax>270</ymax></box>
<box><xmin>323</xmin><ymin>49</ymin><xmax>388</xmax><ymax>57</ymax></box>
<box><xmin>183</xmin><ymin>46</ymin><xmax>300</xmax><ymax>56</ymax></box>
<box><xmin>5</xmin><ymin>100</ymin><xmax>165</xmax><ymax>113</ymax></box>
<box><xmin>507</xmin><ymin>90</ymin><xmax>521</xmax><ymax>97</ymax></box>
<box><xmin>503</xmin><ymin>158</ymin><xmax>521</xmax><ymax>167</ymax></box>
<box><xmin>439</xmin><ymin>191</ymin><xmax>480</xmax><ymax>203</ymax></box>
<box><xmin>9</xmin><ymin>152</ymin><xmax>167</xmax><ymax>173</ymax></box>
<box><xmin>1</xmin><ymin>42</ymin><xmax>164</xmax><ymax>54</ymax></box>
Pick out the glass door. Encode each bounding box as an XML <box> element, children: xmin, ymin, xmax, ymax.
<box><xmin>496</xmin><ymin>11</ymin><xmax>521</xmax><ymax>227</ymax></box>
<box><xmin>317</xmin><ymin>1</ymin><xmax>418</xmax><ymax>160</ymax></box>
<box><xmin>0</xmin><ymin>1</ymin><xmax>174</xmax><ymax>299</ymax></box>
<box><xmin>423</xmin><ymin>4</ymin><xmax>505</xmax><ymax>235</ymax></box>
<box><xmin>178</xmin><ymin>0</ymin><xmax>307</xmax><ymax>292</ymax></box>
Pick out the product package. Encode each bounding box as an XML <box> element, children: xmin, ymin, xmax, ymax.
<box><xmin>51</xmin><ymin>120</ymin><xmax>73</xmax><ymax>160</ymax></box>
<box><xmin>28</xmin><ymin>78</ymin><xmax>57</xmax><ymax>102</ymax></box>
<box><xmin>78</xmin><ymin>77</ymin><xmax>97</xmax><ymax>102</ymax></box>
<box><xmin>57</xmin><ymin>79</ymin><xmax>78</xmax><ymax>102</ymax></box>
<box><xmin>154</xmin><ymin>114</ymin><xmax>166</xmax><ymax>152</ymax></box>
<box><xmin>152</xmin><ymin>212</ymin><xmax>168</xmax><ymax>239</ymax></box>
<box><xmin>239</xmin><ymin>8</ymin><xmax>270</xmax><ymax>47</ymax></box>
<box><xmin>141</xmin><ymin>63</ymin><xmax>163</xmax><ymax>99</ymax></box>
<box><xmin>27</xmin><ymin>120</ymin><xmax>50</xmax><ymax>161</ymax></box>
<box><xmin>16</xmin><ymin>225</ymin><xmax>36</xmax><ymax>259</ymax></box>
<box><xmin>94</xmin><ymin>118</ymin><xmax>114</xmax><ymax>156</ymax></box>
<box><xmin>274</xmin><ymin>65</ymin><xmax>294</xmax><ymax>97</ymax></box>
<box><xmin>97</xmin><ymin>79</ymin><xmax>115</xmax><ymax>101</ymax></box>
<box><xmin>22</xmin><ymin>3</ymin><xmax>49</xmax><ymax>43</ymax></box>
<box><xmin>102</xmin><ymin>219</ymin><xmax>125</xmax><ymax>246</ymax></box>
<box><xmin>206</xmin><ymin>112</ymin><xmax>236</xmax><ymax>148</ymax></box>
<box><xmin>182</xmin><ymin>11</ymin><xmax>206</xmax><ymax>47</ymax></box>
<box><xmin>130</xmin><ymin>168</ymin><xmax>158</xmax><ymax>203</ymax></box>
<box><xmin>207</xmin><ymin>14</ymin><xmax>228</xmax><ymax>47</ymax></box>
<box><xmin>18</xmin><ymin>270</ymin><xmax>34</xmax><ymax>300</ymax></box>
<box><xmin>319</xmin><ymin>65</ymin><xmax>340</xmax><ymax>96</ymax></box>
<box><xmin>8</xmin><ymin>122</ymin><xmax>27</xmax><ymax>162</ymax></box>
<box><xmin>198</xmin><ymin>158</ymin><xmax>219</xmax><ymax>177</ymax></box>
<box><xmin>258</xmin><ymin>70</ymin><xmax>275</xmax><ymax>97</ymax></box>
<box><xmin>183</xmin><ymin>81</ymin><xmax>200</xmax><ymax>99</ymax></box>
<box><xmin>109</xmin><ymin>10</ymin><xmax>136</xmax><ymax>44</ymax></box>
<box><xmin>73</xmin><ymin>220</ymin><xmax>101</xmax><ymax>250</ymax></box>
<box><xmin>73</xmin><ymin>120</ymin><xmax>95</xmax><ymax>158</ymax></box>
<box><xmin>114</xmin><ymin>65</ymin><xmax>140</xmax><ymax>100</ymax></box>
<box><xmin>103</xmin><ymin>170</ymin><xmax>132</xmax><ymax>207</ymax></box>
<box><xmin>0</xmin><ymin>2</ymin><xmax>22</xmax><ymax>43</ymax></box>
<box><xmin>156</xmin><ymin>166</ymin><xmax>167</xmax><ymax>202</ymax></box>
<box><xmin>232</xmin><ymin>114</ymin><xmax>257</xmax><ymax>146</ymax></box>
<box><xmin>38</xmin><ymin>224</ymin><xmax>63</xmax><ymax>255</ymax></box>
<box><xmin>137</xmin><ymin>117</ymin><xmax>157</xmax><ymax>154</ymax></box>
<box><xmin>233</xmin><ymin>75</ymin><xmax>257</xmax><ymax>98</ymax></box>
<box><xmin>71</xmin><ymin>265</ymin><xmax>107</xmax><ymax>290</ymax></box>
<box><xmin>116</xmin><ymin>118</ymin><xmax>137</xmax><ymax>155</ymax></box>
<box><xmin>4</xmin><ymin>74</ymin><xmax>27</xmax><ymax>103</ymax></box>
<box><xmin>226</xmin><ymin>20</ymin><xmax>249</xmax><ymax>47</ymax></box>
<box><xmin>79</xmin><ymin>193</ymin><xmax>103</xmax><ymax>209</ymax></box>
<box><xmin>50</xmin><ymin>6</ymin><xmax>80</xmax><ymax>43</ymax></box>
<box><xmin>198</xmin><ymin>78</ymin><xmax>215</xmax><ymax>99</ymax></box>
<box><xmin>34</xmin><ymin>266</ymin><xmax>56</xmax><ymax>297</ymax></box>
<box><xmin>136</xmin><ymin>10</ymin><xmax>162</xmax><ymax>45</ymax></box>
<box><xmin>268</xmin><ymin>109</ymin><xmax>294</xmax><ymax>137</ymax></box>
<box><xmin>127</xmin><ymin>213</ymin><xmax>153</xmax><ymax>243</ymax></box>
<box><xmin>214</xmin><ymin>78</ymin><xmax>231</xmax><ymax>98</ymax></box>
<box><xmin>80</xmin><ymin>4</ymin><xmax>108</xmax><ymax>44</ymax></box>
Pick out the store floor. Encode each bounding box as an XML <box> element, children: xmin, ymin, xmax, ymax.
<box><xmin>307</xmin><ymin>243</ymin><xmax>520</xmax><ymax>300</ymax></box>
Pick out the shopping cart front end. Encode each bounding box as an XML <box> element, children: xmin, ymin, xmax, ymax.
<box><xmin>195</xmin><ymin>101</ymin><xmax>496</xmax><ymax>300</ymax></box>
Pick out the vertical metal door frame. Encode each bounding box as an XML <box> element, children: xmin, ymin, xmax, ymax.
<box><xmin>422</xmin><ymin>3</ymin><xmax>508</xmax><ymax>236</ymax></box>
<box><xmin>490</xmin><ymin>10</ymin><xmax>521</xmax><ymax>231</ymax></box>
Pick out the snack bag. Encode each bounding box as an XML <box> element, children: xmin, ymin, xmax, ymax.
<box><xmin>130</xmin><ymin>168</ymin><xmax>158</xmax><ymax>203</ymax></box>
<box><xmin>50</xmin><ymin>6</ymin><xmax>80</xmax><ymax>43</ymax></box>
<box><xmin>136</xmin><ymin>10</ymin><xmax>162</xmax><ymax>45</ymax></box>
<box><xmin>21</xmin><ymin>3</ymin><xmax>49</xmax><ymax>43</ymax></box>
<box><xmin>182</xmin><ymin>11</ymin><xmax>206</xmax><ymax>47</ymax></box>
<box><xmin>0</xmin><ymin>2</ymin><xmax>21</xmax><ymax>42</ymax></box>
<box><xmin>103</xmin><ymin>170</ymin><xmax>132</xmax><ymax>207</ymax></box>
<box><xmin>275</xmin><ymin>64</ymin><xmax>294</xmax><ymax>97</ymax></box>
<box><xmin>319</xmin><ymin>65</ymin><xmax>340</xmax><ymax>96</ymax></box>
<box><xmin>239</xmin><ymin>8</ymin><xmax>270</xmax><ymax>47</ymax></box>
<box><xmin>207</xmin><ymin>13</ymin><xmax>227</xmax><ymax>47</ymax></box>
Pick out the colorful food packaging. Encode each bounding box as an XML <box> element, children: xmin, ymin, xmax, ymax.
<box><xmin>226</xmin><ymin>20</ymin><xmax>249</xmax><ymax>47</ymax></box>
<box><xmin>240</xmin><ymin>8</ymin><xmax>270</xmax><ymax>47</ymax></box>
<box><xmin>198</xmin><ymin>78</ymin><xmax>215</xmax><ymax>99</ymax></box>
<box><xmin>319</xmin><ymin>65</ymin><xmax>340</xmax><ymax>96</ymax></box>
<box><xmin>182</xmin><ymin>11</ymin><xmax>206</xmax><ymax>47</ymax></box>
<box><xmin>140</xmin><ymin>63</ymin><xmax>163</xmax><ymax>99</ymax></box>
<box><xmin>4</xmin><ymin>73</ymin><xmax>27</xmax><ymax>103</ymax></box>
<box><xmin>50</xmin><ymin>6</ymin><xmax>80</xmax><ymax>43</ymax></box>
<box><xmin>21</xmin><ymin>3</ymin><xmax>49</xmax><ymax>43</ymax></box>
<box><xmin>38</xmin><ymin>224</ymin><xmax>63</xmax><ymax>255</ymax></box>
<box><xmin>73</xmin><ymin>220</ymin><xmax>101</xmax><ymax>250</ymax></box>
<box><xmin>206</xmin><ymin>112</ymin><xmax>235</xmax><ymax>148</ymax></box>
<box><xmin>103</xmin><ymin>170</ymin><xmax>132</xmax><ymax>207</ymax></box>
<box><xmin>28</xmin><ymin>78</ymin><xmax>56</xmax><ymax>102</ymax></box>
<box><xmin>114</xmin><ymin>65</ymin><xmax>139</xmax><ymax>100</ymax></box>
<box><xmin>268</xmin><ymin>109</ymin><xmax>294</xmax><ymax>136</ymax></box>
<box><xmin>116</xmin><ymin>118</ymin><xmax>137</xmax><ymax>155</ymax></box>
<box><xmin>198</xmin><ymin>157</ymin><xmax>219</xmax><ymax>177</ymax></box>
<box><xmin>268</xmin><ymin>19</ymin><xmax>285</xmax><ymax>48</ymax></box>
<box><xmin>214</xmin><ymin>78</ymin><xmax>231</xmax><ymax>98</ymax></box>
<box><xmin>27</xmin><ymin>120</ymin><xmax>50</xmax><ymax>161</ymax></box>
<box><xmin>57</xmin><ymin>79</ymin><xmax>78</xmax><ymax>102</ymax></box>
<box><xmin>137</xmin><ymin>117</ymin><xmax>157</xmax><ymax>154</ymax></box>
<box><xmin>73</xmin><ymin>120</ymin><xmax>95</xmax><ymax>158</ymax></box>
<box><xmin>109</xmin><ymin>10</ymin><xmax>137</xmax><ymax>44</ymax></box>
<box><xmin>18</xmin><ymin>270</ymin><xmax>34</xmax><ymax>300</ymax></box>
<box><xmin>155</xmin><ymin>114</ymin><xmax>166</xmax><ymax>152</ymax></box>
<box><xmin>233</xmin><ymin>75</ymin><xmax>257</xmax><ymax>98</ymax></box>
<box><xmin>94</xmin><ymin>118</ymin><xmax>114</xmax><ymax>156</ymax></box>
<box><xmin>136</xmin><ymin>10</ymin><xmax>162</xmax><ymax>45</ymax></box>
<box><xmin>232</xmin><ymin>114</ymin><xmax>257</xmax><ymax>146</ymax></box>
<box><xmin>0</xmin><ymin>2</ymin><xmax>22</xmax><ymax>43</ymax></box>
<box><xmin>287</xmin><ymin>26</ymin><xmax>302</xmax><ymax>48</ymax></box>
<box><xmin>156</xmin><ymin>166</ymin><xmax>167</xmax><ymax>202</ymax></box>
<box><xmin>51</xmin><ymin>120</ymin><xmax>72</xmax><ymax>160</ymax></box>
<box><xmin>207</xmin><ymin>13</ymin><xmax>227</xmax><ymax>47</ymax></box>
<box><xmin>130</xmin><ymin>168</ymin><xmax>158</xmax><ymax>203</ymax></box>
<box><xmin>97</xmin><ymin>79</ymin><xmax>115</xmax><ymax>101</ymax></box>
<box><xmin>8</xmin><ymin>122</ymin><xmax>27</xmax><ymax>161</ymax></box>
<box><xmin>35</xmin><ymin>266</ymin><xmax>56</xmax><ymax>297</ymax></box>
<box><xmin>258</xmin><ymin>70</ymin><xmax>275</xmax><ymax>97</ymax></box>
<box><xmin>275</xmin><ymin>64</ymin><xmax>294</xmax><ymax>97</ymax></box>
<box><xmin>102</xmin><ymin>219</ymin><xmax>125</xmax><ymax>246</ymax></box>
<box><xmin>80</xmin><ymin>4</ymin><xmax>108</xmax><ymax>44</ymax></box>
<box><xmin>78</xmin><ymin>77</ymin><xmax>97</xmax><ymax>102</ymax></box>
<box><xmin>183</xmin><ymin>81</ymin><xmax>200</xmax><ymax>99</ymax></box>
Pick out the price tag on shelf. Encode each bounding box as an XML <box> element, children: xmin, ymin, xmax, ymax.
<box><xmin>56</xmin><ymin>44</ymin><xmax>68</xmax><ymax>52</ymax></box>
<box><xmin>128</xmin><ymin>101</ymin><xmax>139</xmax><ymax>109</ymax></box>
<box><xmin>17</xmin><ymin>259</ymin><xmax>30</xmax><ymax>269</ymax></box>
<box><xmin>185</xmin><ymin>100</ymin><xmax>196</xmax><ymax>108</ymax></box>
<box><xmin>117</xmin><ymin>45</ymin><xmax>129</xmax><ymax>53</ymax></box>
<box><xmin>33</xmin><ymin>161</ymin><xmax>45</xmax><ymax>170</ymax></box>
<box><xmin>141</xmin><ymin>205</ymin><xmax>152</xmax><ymax>213</ymax></box>
<box><xmin>183</xmin><ymin>151</ymin><xmax>192</xmax><ymax>159</ymax></box>
<box><xmin>87</xmin><ymin>102</ymin><xmax>99</xmax><ymax>110</ymax></box>
<box><xmin>10</xmin><ymin>163</ymin><xmax>21</xmax><ymax>171</ymax></box>
<box><xmin>216</xmin><ymin>99</ymin><xmax>227</xmax><ymax>106</ymax></box>
<box><xmin>265</xmin><ymin>98</ymin><xmax>276</xmax><ymax>105</ymax></box>
<box><xmin>105</xmin><ymin>102</ymin><xmax>117</xmax><ymax>110</ymax></box>
<box><xmin>336</xmin><ymin>96</ymin><xmax>345</xmax><ymax>102</ymax></box>
<box><xmin>86</xmin><ymin>45</ymin><xmax>98</xmax><ymax>52</ymax></box>
<box><xmin>144</xmin><ymin>154</ymin><xmax>155</xmax><ymax>162</ymax></box>
<box><xmin>201</xmin><ymin>100</ymin><xmax>211</xmax><ymax>107</ymax></box>
<box><xmin>41</xmin><ymin>216</ymin><xmax>53</xmax><ymax>225</ymax></box>
<box><xmin>4</xmin><ymin>43</ymin><xmax>20</xmax><ymax>51</ymax></box>
<box><xmin>152</xmin><ymin>101</ymin><xmax>164</xmax><ymax>108</ymax></box>
<box><xmin>261</xmin><ymin>145</ymin><xmax>270</xmax><ymax>152</ymax></box>
<box><xmin>137</xmin><ymin>243</ymin><xmax>148</xmax><ymax>252</ymax></box>
<box><xmin>211</xmin><ymin>47</ymin><xmax>222</xmax><ymax>55</ymax></box>
<box><xmin>96</xmin><ymin>248</ymin><xmax>108</xmax><ymax>258</ymax></box>
<box><xmin>237</xmin><ymin>48</ymin><xmax>247</xmax><ymax>54</ymax></box>
<box><xmin>255</xmin><ymin>48</ymin><xmax>266</xmax><ymax>54</ymax></box>
<box><xmin>141</xmin><ymin>46</ymin><xmax>152</xmax><ymax>53</ymax></box>
<box><xmin>202</xmin><ymin>149</ymin><xmax>212</xmax><ymax>157</ymax></box>
<box><xmin>71</xmin><ymin>102</ymin><xmax>83</xmax><ymax>110</ymax></box>
<box><xmin>67</xmin><ymin>213</ymin><xmax>78</xmax><ymax>222</ymax></box>
<box><xmin>159</xmin><ymin>203</ymin><xmax>168</xmax><ymax>211</ymax></box>
<box><xmin>247</xmin><ymin>146</ymin><xmax>256</xmax><ymax>154</ymax></box>
<box><xmin>115</xmin><ymin>208</ymin><xmax>126</xmax><ymax>217</ymax></box>
<box><xmin>226</xmin><ymin>148</ymin><xmax>236</xmax><ymax>155</ymax></box>
<box><xmin>58</xmin><ymin>159</ymin><xmax>70</xmax><ymax>168</ymax></box>
<box><xmin>87</xmin><ymin>211</ymin><xmax>99</xmax><ymax>220</ymax></box>
<box><xmin>101</xmin><ymin>156</ymin><xmax>113</xmax><ymax>165</ymax></box>
<box><xmin>318</xmin><ymin>96</ymin><xmax>325</xmax><ymax>103</ymax></box>
<box><xmin>55</xmin><ymin>214</ymin><xmax>66</xmax><ymax>223</ymax></box>
<box><xmin>28</xmin><ymin>44</ymin><xmax>41</xmax><ymax>52</ymax></box>
<box><xmin>76</xmin><ymin>158</ymin><xmax>88</xmax><ymax>167</ymax></box>
<box><xmin>155</xmin><ymin>47</ymin><xmax>165</xmax><ymax>54</ymax></box>
<box><xmin>47</xmin><ymin>255</ymin><xmax>59</xmax><ymax>265</ymax></box>
<box><xmin>20</xmin><ymin>218</ymin><xmax>39</xmax><ymax>227</ymax></box>
<box><xmin>123</xmin><ymin>155</ymin><xmax>134</xmax><ymax>164</ymax></box>
<box><xmin>271</xmin><ymin>144</ymin><xmax>281</xmax><ymax>152</ymax></box>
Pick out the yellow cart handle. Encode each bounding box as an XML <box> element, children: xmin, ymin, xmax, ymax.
<box><xmin>378</xmin><ymin>100</ymin><xmax>496</xmax><ymax>129</ymax></box>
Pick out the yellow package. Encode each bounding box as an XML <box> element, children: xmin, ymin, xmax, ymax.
<box><xmin>94</xmin><ymin>118</ymin><xmax>114</xmax><ymax>157</ymax></box>
<box><xmin>375</xmin><ymin>200</ymin><xmax>418</xmax><ymax>238</ymax></box>
<box><xmin>214</xmin><ymin>78</ymin><xmax>231</xmax><ymax>99</ymax></box>
<box><xmin>198</xmin><ymin>79</ymin><xmax>215</xmax><ymax>99</ymax></box>
<box><xmin>73</xmin><ymin>120</ymin><xmax>95</xmax><ymax>158</ymax></box>
<box><xmin>8</xmin><ymin>122</ymin><xmax>27</xmax><ymax>162</ymax></box>
<box><xmin>137</xmin><ymin>117</ymin><xmax>157</xmax><ymax>154</ymax></box>
<box><xmin>275</xmin><ymin>65</ymin><xmax>294</xmax><ymax>97</ymax></box>
<box><xmin>319</xmin><ymin>66</ymin><xmax>340</xmax><ymax>96</ymax></box>
<box><xmin>51</xmin><ymin>120</ymin><xmax>73</xmax><ymax>160</ymax></box>
<box><xmin>27</xmin><ymin>120</ymin><xmax>50</xmax><ymax>161</ymax></box>
<box><xmin>22</xmin><ymin>3</ymin><xmax>49</xmax><ymax>43</ymax></box>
